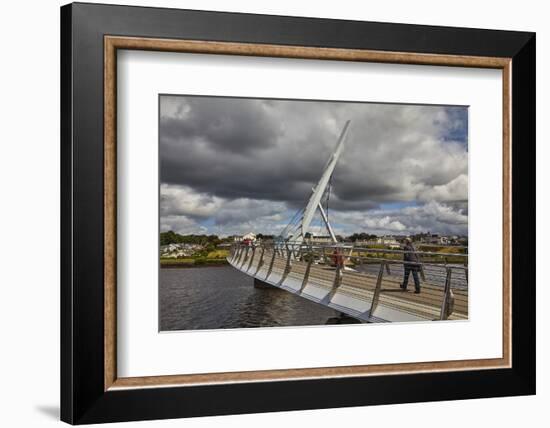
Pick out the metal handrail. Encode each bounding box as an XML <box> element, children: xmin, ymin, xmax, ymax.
<box><xmin>229</xmin><ymin>241</ymin><xmax>468</xmax><ymax>319</ymax></box>
<box><xmin>245</xmin><ymin>241</ymin><xmax>467</xmax><ymax>256</ymax></box>
<box><xmin>230</xmin><ymin>242</ymin><xmax>467</xmax><ymax>272</ymax></box>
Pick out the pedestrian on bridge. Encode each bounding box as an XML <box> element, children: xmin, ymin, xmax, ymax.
<box><xmin>401</xmin><ymin>238</ymin><xmax>421</xmax><ymax>294</ymax></box>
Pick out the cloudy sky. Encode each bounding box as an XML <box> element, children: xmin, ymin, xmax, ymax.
<box><xmin>160</xmin><ymin>95</ymin><xmax>468</xmax><ymax>237</ymax></box>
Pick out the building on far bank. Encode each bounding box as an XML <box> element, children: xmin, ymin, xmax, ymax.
<box><xmin>304</xmin><ymin>235</ymin><xmax>333</xmax><ymax>245</ymax></box>
<box><xmin>410</xmin><ymin>232</ymin><xmax>465</xmax><ymax>246</ymax></box>
<box><xmin>160</xmin><ymin>243</ymin><xmax>204</xmax><ymax>258</ymax></box>
<box><xmin>352</xmin><ymin>235</ymin><xmax>401</xmax><ymax>249</ymax></box>
<box><xmin>242</xmin><ymin>232</ymin><xmax>256</xmax><ymax>242</ymax></box>
<box><xmin>232</xmin><ymin>232</ymin><xmax>257</xmax><ymax>242</ymax></box>
<box><xmin>376</xmin><ymin>235</ymin><xmax>400</xmax><ymax>248</ymax></box>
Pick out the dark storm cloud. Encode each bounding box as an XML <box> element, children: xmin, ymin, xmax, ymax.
<box><xmin>160</xmin><ymin>97</ymin><xmax>281</xmax><ymax>153</ymax></box>
<box><xmin>159</xmin><ymin>95</ymin><xmax>469</xmax><ymax>236</ymax></box>
<box><xmin>160</xmin><ymin>96</ymin><xmax>348</xmax><ymax>205</ymax></box>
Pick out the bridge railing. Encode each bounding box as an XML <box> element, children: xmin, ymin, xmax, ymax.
<box><xmin>228</xmin><ymin>241</ymin><xmax>468</xmax><ymax>320</ymax></box>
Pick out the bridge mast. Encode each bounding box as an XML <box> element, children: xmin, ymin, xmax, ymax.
<box><xmin>294</xmin><ymin>120</ymin><xmax>351</xmax><ymax>243</ymax></box>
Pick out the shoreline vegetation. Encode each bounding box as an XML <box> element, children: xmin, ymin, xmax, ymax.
<box><xmin>160</xmin><ymin>249</ymin><xmax>230</xmax><ymax>269</ymax></box>
<box><xmin>159</xmin><ymin>231</ymin><xmax>467</xmax><ymax>269</ymax></box>
<box><xmin>350</xmin><ymin>245</ymin><xmax>466</xmax><ymax>265</ymax></box>
<box><xmin>160</xmin><ymin>253</ymin><xmax>229</xmax><ymax>268</ymax></box>
<box><xmin>160</xmin><ymin>231</ymin><xmax>232</xmax><ymax>268</ymax></box>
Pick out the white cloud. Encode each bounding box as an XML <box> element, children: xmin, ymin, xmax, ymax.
<box><xmin>160</xmin><ymin>215</ymin><xmax>204</xmax><ymax>235</ymax></box>
<box><xmin>364</xmin><ymin>216</ymin><xmax>407</xmax><ymax>232</ymax></box>
<box><xmin>161</xmin><ymin>183</ymin><xmax>222</xmax><ymax>218</ymax></box>
<box><xmin>417</xmin><ymin>174</ymin><xmax>468</xmax><ymax>202</ymax></box>
<box><xmin>161</xmin><ymin>184</ymin><xmax>289</xmax><ymax>236</ymax></box>
<box><xmin>330</xmin><ymin>200</ymin><xmax>467</xmax><ymax>236</ymax></box>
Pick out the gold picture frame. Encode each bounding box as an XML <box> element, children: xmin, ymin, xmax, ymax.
<box><xmin>104</xmin><ymin>36</ymin><xmax>512</xmax><ymax>391</ymax></box>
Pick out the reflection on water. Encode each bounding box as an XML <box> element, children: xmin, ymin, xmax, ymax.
<box><xmin>159</xmin><ymin>266</ymin><xmax>356</xmax><ymax>331</ymax></box>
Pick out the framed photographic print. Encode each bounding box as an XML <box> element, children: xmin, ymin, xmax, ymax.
<box><xmin>60</xmin><ymin>2</ymin><xmax>535</xmax><ymax>424</ymax></box>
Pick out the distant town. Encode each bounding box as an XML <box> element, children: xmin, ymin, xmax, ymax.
<box><xmin>160</xmin><ymin>230</ymin><xmax>467</xmax><ymax>267</ymax></box>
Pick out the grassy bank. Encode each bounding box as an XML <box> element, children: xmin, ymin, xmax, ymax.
<box><xmin>160</xmin><ymin>249</ymin><xmax>230</xmax><ymax>268</ymax></box>
<box><xmin>349</xmin><ymin>247</ymin><xmax>466</xmax><ymax>265</ymax></box>
<box><xmin>350</xmin><ymin>255</ymin><xmax>466</xmax><ymax>264</ymax></box>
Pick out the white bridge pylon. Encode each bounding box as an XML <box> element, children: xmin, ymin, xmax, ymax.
<box><xmin>285</xmin><ymin>120</ymin><xmax>351</xmax><ymax>244</ymax></box>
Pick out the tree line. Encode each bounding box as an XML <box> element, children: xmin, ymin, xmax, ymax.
<box><xmin>160</xmin><ymin>231</ymin><xmax>227</xmax><ymax>246</ymax></box>
<box><xmin>161</xmin><ymin>230</ymin><xmax>464</xmax><ymax>246</ymax></box>
<box><xmin>161</xmin><ymin>230</ymin><xmax>380</xmax><ymax>246</ymax></box>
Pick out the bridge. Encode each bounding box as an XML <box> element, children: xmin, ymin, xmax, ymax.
<box><xmin>226</xmin><ymin>120</ymin><xmax>468</xmax><ymax>323</ymax></box>
<box><xmin>228</xmin><ymin>243</ymin><xmax>468</xmax><ymax>323</ymax></box>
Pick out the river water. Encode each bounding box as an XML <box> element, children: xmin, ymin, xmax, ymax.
<box><xmin>159</xmin><ymin>265</ymin><xmax>355</xmax><ymax>331</ymax></box>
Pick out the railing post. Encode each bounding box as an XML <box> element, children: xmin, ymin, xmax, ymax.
<box><xmin>235</xmin><ymin>245</ymin><xmax>245</xmax><ymax>265</ymax></box>
<box><xmin>233</xmin><ymin>244</ymin><xmax>240</xmax><ymax>263</ymax></box>
<box><xmin>240</xmin><ymin>246</ymin><xmax>250</xmax><ymax>268</ymax></box>
<box><xmin>355</xmin><ymin>249</ymin><xmax>362</xmax><ymax>267</ymax></box>
<box><xmin>299</xmin><ymin>252</ymin><xmax>314</xmax><ymax>293</ymax></box>
<box><xmin>369</xmin><ymin>261</ymin><xmax>386</xmax><ymax>320</ymax></box>
<box><xmin>253</xmin><ymin>246</ymin><xmax>265</xmax><ymax>275</ymax></box>
<box><xmin>292</xmin><ymin>244</ymin><xmax>299</xmax><ymax>260</ymax></box>
<box><xmin>265</xmin><ymin>246</ymin><xmax>277</xmax><ymax>280</ymax></box>
<box><xmin>420</xmin><ymin>264</ymin><xmax>426</xmax><ymax>281</ymax></box>
<box><xmin>439</xmin><ymin>267</ymin><xmax>455</xmax><ymax>320</ymax></box>
<box><xmin>333</xmin><ymin>262</ymin><xmax>343</xmax><ymax>289</ymax></box>
<box><xmin>297</xmin><ymin>245</ymin><xmax>303</xmax><ymax>260</ymax></box>
<box><xmin>246</xmin><ymin>245</ymin><xmax>257</xmax><ymax>271</ymax></box>
<box><xmin>279</xmin><ymin>243</ymin><xmax>293</xmax><ymax>284</ymax></box>
<box><xmin>323</xmin><ymin>252</ymin><xmax>345</xmax><ymax>302</ymax></box>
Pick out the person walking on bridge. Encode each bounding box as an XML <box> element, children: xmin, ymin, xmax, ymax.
<box><xmin>401</xmin><ymin>238</ymin><xmax>421</xmax><ymax>294</ymax></box>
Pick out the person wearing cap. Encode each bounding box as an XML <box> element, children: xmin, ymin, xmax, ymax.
<box><xmin>401</xmin><ymin>238</ymin><xmax>421</xmax><ymax>294</ymax></box>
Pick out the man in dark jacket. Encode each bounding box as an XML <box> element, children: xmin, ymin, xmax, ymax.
<box><xmin>401</xmin><ymin>238</ymin><xmax>421</xmax><ymax>294</ymax></box>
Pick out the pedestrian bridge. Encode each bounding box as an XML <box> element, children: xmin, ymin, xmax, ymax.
<box><xmin>228</xmin><ymin>243</ymin><xmax>468</xmax><ymax>323</ymax></box>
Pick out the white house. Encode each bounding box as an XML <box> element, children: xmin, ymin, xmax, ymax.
<box><xmin>242</xmin><ymin>232</ymin><xmax>257</xmax><ymax>242</ymax></box>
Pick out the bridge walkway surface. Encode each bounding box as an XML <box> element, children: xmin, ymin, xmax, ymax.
<box><xmin>229</xmin><ymin>247</ymin><xmax>468</xmax><ymax>323</ymax></box>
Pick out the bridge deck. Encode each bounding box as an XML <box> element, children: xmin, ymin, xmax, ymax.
<box><xmin>229</xmin><ymin>248</ymin><xmax>468</xmax><ymax>323</ymax></box>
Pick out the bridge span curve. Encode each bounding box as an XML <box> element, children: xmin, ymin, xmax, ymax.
<box><xmin>228</xmin><ymin>243</ymin><xmax>468</xmax><ymax>323</ymax></box>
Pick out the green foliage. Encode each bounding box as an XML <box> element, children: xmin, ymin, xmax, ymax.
<box><xmin>159</xmin><ymin>232</ymin><xmax>232</xmax><ymax>267</ymax></box>
<box><xmin>159</xmin><ymin>230</ymin><xmax>180</xmax><ymax>246</ymax></box>
<box><xmin>257</xmin><ymin>233</ymin><xmax>275</xmax><ymax>241</ymax></box>
<box><xmin>160</xmin><ymin>231</ymin><xmax>223</xmax><ymax>246</ymax></box>
<box><xmin>346</xmin><ymin>232</ymin><xmax>378</xmax><ymax>242</ymax></box>
<box><xmin>207</xmin><ymin>249</ymin><xmax>230</xmax><ymax>259</ymax></box>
